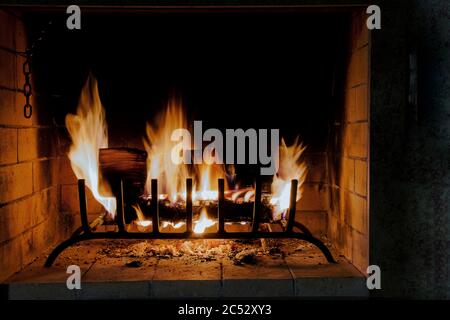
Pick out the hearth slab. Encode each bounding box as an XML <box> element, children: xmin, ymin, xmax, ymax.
<box><xmin>4</xmin><ymin>239</ymin><xmax>368</xmax><ymax>299</ymax></box>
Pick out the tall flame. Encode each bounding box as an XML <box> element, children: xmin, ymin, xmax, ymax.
<box><xmin>143</xmin><ymin>100</ymin><xmax>228</xmax><ymax>202</ymax></box>
<box><xmin>143</xmin><ymin>98</ymin><xmax>189</xmax><ymax>201</ymax></box>
<box><xmin>270</xmin><ymin>137</ymin><xmax>307</xmax><ymax>220</ymax></box>
<box><xmin>65</xmin><ymin>75</ymin><xmax>117</xmax><ymax>216</ymax></box>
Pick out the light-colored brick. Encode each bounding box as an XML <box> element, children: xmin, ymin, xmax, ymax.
<box><xmin>33</xmin><ymin>159</ymin><xmax>58</xmax><ymax>192</ymax></box>
<box><xmin>343</xmin><ymin>224</ymin><xmax>353</xmax><ymax>263</ymax></box>
<box><xmin>297</xmin><ymin>183</ymin><xmax>328</xmax><ymax>211</ymax></box>
<box><xmin>16</xmin><ymin>55</ymin><xmax>26</xmax><ymax>92</ymax></box>
<box><xmin>58</xmin><ymin>156</ymin><xmax>77</xmax><ymax>185</ymax></box>
<box><xmin>344</xmin><ymin>87</ymin><xmax>356</xmax><ymax>122</ymax></box>
<box><xmin>0</xmin><ymin>48</ymin><xmax>16</xmax><ymax>90</ymax></box>
<box><xmin>18</xmin><ymin>127</ymin><xmax>55</xmax><ymax>161</ymax></box>
<box><xmin>338</xmin><ymin>189</ymin><xmax>346</xmax><ymax>225</ymax></box>
<box><xmin>355</xmin><ymin>84</ymin><xmax>368</xmax><ymax>121</ymax></box>
<box><xmin>0</xmin><ymin>188</ymin><xmax>57</xmax><ymax>243</ymax></box>
<box><xmin>33</xmin><ymin>187</ymin><xmax>59</xmax><ymax>227</ymax></box>
<box><xmin>345</xmin><ymin>192</ymin><xmax>367</xmax><ymax>235</ymax></box>
<box><xmin>353</xmin><ymin>10</ymin><xmax>369</xmax><ymax>50</ymax></box>
<box><xmin>295</xmin><ymin>210</ymin><xmax>327</xmax><ymax>236</ymax></box>
<box><xmin>344</xmin><ymin>123</ymin><xmax>368</xmax><ymax>158</ymax></box>
<box><xmin>356</xmin><ymin>46</ymin><xmax>369</xmax><ymax>86</ymax></box>
<box><xmin>0</xmin><ymin>162</ymin><xmax>32</xmax><ymax>203</ymax></box>
<box><xmin>304</xmin><ymin>153</ymin><xmax>327</xmax><ymax>183</ymax></box>
<box><xmin>346</xmin><ymin>51</ymin><xmax>358</xmax><ymax>88</ymax></box>
<box><xmin>0</xmin><ymin>89</ymin><xmax>32</xmax><ymax>126</ymax></box>
<box><xmin>346</xmin><ymin>45</ymin><xmax>369</xmax><ymax>89</ymax></box>
<box><xmin>328</xmin><ymin>213</ymin><xmax>339</xmax><ymax>245</ymax></box>
<box><xmin>27</xmin><ymin>219</ymin><xmax>57</xmax><ymax>264</ymax></box>
<box><xmin>61</xmin><ymin>184</ymin><xmax>103</xmax><ymax>215</ymax></box>
<box><xmin>14</xmin><ymin>16</ymin><xmax>27</xmax><ymax>54</ymax></box>
<box><xmin>0</xmin><ymin>127</ymin><xmax>17</xmax><ymax>165</ymax></box>
<box><xmin>352</xmin><ymin>229</ymin><xmax>369</xmax><ymax>274</ymax></box>
<box><xmin>0</xmin><ymin>10</ymin><xmax>14</xmax><ymax>50</ymax></box>
<box><xmin>355</xmin><ymin>159</ymin><xmax>368</xmax><ymax>196</ymax></box>
<box><xmin>0</xmin><ymin>195</ymin><xmax>34</xmax><ymax>243</ymax></box>
<box><xmin>17</xmin><ymin>128</ymin><xmax>37</xmax><ymax>162</ymax></box>
<box><xmin>0</xmin><ymin>235</ymin><xmax>23</xmax><ymax>282</ymax></box>
<box><xmin>340</xmin><ymin>157</ymin><xmax>354</xmax><ymax>192</ymax></box>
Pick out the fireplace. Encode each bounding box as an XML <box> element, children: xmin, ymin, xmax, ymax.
<box><xmin>0</xmin><ymin>5</ymin><xmax>371</xmax><ymax>299</ymax></box>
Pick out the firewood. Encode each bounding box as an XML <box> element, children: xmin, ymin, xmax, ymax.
<box><xmin>99</xmin><ymin>147</ymin><xmax>147</xmax><ymax>186</ymax></box>
<box><xmin>136</xmin><ymin>196</ymin><xmax>274</xmax><ymax>224</ymax></box>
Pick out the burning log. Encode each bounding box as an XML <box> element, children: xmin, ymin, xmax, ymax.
<box><xmin>137</xmin><ymin>195</ymin><xmax>274</xmax><ymax>225</ymax></box>
<box><xmin>99</xmin><ymin>147</ymin><xmax>147</xmax><ymax>222</ymax></box>
<box><xmin>99</xmin><ymin>147</ymin><xmax>147</xmax><ymax>186</ymax></box>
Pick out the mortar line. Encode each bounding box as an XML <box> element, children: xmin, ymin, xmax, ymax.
<box><xmin>283</xmin><ymin>257</ymin><xmax>297</xmax><ymax>297</ymax></box>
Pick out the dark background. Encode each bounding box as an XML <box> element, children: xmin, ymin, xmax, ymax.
<box><xmin>28</xmin><ymin>11</ymin><xmax>348</xmax><ymax>152</ymax></box>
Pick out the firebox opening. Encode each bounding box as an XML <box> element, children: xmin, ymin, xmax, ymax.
<box><xmin>1</xmin><ymin>6</ymin><xmax>369</xmax><ymax>295</ymax></box>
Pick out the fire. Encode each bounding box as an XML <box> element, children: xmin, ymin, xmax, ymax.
<box><xmin>143</xmin><ymin>101</ymin><xmax>227</xmax><ymax>203</ymax></box>
<box><xmin>161</xmin><ymin>221</ymin><xmax>185</xmax><ymax>229</ymax></box>
<box><xmin>193</xmin><ymin>207</ymin><xmax>217</xmax><ymax>234</ymax></box>
<box><xmin>143</xmin><ymin>98</ymin><xmax>189</xmax><ymax>202</ymax></box>
<box><xmin>270</xmin><ymin>137</ymin><xmax>307</xmax><ymax>220</ymax></box>
<box><xmin>132</xmin><ymin>204</ymin><xmax>152</xmax><ymax>227</ymax></box>
<box><xmin>194</xmin><ymin>158</ymin><xmax>225</xmax><ymax>201</ymax></box>
<box><xmin>65</xmin><ymin>75</ymin><xmax>117</xmax><ymax>217</ymax></box>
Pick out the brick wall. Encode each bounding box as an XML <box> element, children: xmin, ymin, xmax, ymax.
<box><xmin>328</xmin><ymin>10</ymin><xmax>370</xmax><ymax>274</ymax></box>
<box><xmin>0</xmin><ymin>9</ymin><xmax>76</xmax><ymax>282</ymax></box>
<box><xmin>295</xmin><ymin>152</ymin><xmax>328</xmax><ymax>236</ymax></box>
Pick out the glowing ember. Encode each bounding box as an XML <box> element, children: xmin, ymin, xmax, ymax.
<box><xmin>136</xmin><ymin>220</ymin><xmax>152</xmax><ymax>228</ymax></box>
<box><xmin>65</xmin><ymin>75</ymin><xmax>116</xmax><ymax>217</ymax></box>
<box><xmin>161</xmin><ymin>221</ymin><xmax>186</xmax><ymax>229</ymax></box>
<box><xmin>132</xmin><ymin>204</ymin><xmax>152</xmax><ymax>228</ymax></box>
<box><xmin>193</xmin><ymin>208</ymin><xmax>217</xmax><ymax>234</ymax></box>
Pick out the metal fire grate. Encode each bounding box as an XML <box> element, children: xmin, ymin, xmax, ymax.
<box><xmin>44</xmin><ymin>178</ymin><xmax>335</xmax><ymax>266</ymax></box>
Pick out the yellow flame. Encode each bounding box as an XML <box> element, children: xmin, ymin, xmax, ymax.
<box><xmin>143</xmin><ymin>98</ymin><xmax>189</xmax><ymax>202</ymax></box>
<box><xmin>161</xmin><ymin>221</ymin><xmax>185</xmax><ymax>229</ymax></box>
<box><xmin>144</xmin><ymin>100</ymin><xmax>229</xmax><ymax>203</ymax></box>
<box><xmin>270</xmin><ymin>137</ymin><xmax>307</xmax><ymax>220</ymax></box>
<box><xmin>132</xmin><ymin>204</ymin><xmax>152</xmax><ymax>227</ymax></box>
<box><xmin>194</xmin><ymin>160</ymin><xmax>225</xmax><ymax>201</ymax></box>
<box><xmin>65</xmin><ymin>75</ymin><xmax>116</xmax><ymax>217</ymax></box>
<box><xmin>193</xmin><ymin>207</ymin><xmax>216</xmax><ymax>234</ymax></box>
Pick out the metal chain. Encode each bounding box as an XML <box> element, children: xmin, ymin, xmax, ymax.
<box><xmin>19</xmin><ymin>21</ymin><xmax>52</xmax><ymax>119</ymax></box>
<box><xmin>23</xmin><ymin>50</ymin><xmax>32</xmax><ymax>118</ymax></box>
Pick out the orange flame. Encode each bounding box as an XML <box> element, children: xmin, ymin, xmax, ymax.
<box><xmin>65</xmin><ymin>75</ymin><xmax>117</xmax><ymax>217</ymax></box>
<box><xmin>270</xmin><ymin>137</ymin><xmax>307</xmax><ymax>220</ymax></box>
<box><xmin>143</xmin><ymin>98</ymin><xmax>189</xmax><ymax>202</ymax></box>
<box><xmin>132</xmin><ymin>204</ymin><xmax>152</xmax><ymax>227</ymax></box>
<box><xmin>143</xmin><ymin>100</ymin><xmax>228</xmax><ymax>203</ymax></box>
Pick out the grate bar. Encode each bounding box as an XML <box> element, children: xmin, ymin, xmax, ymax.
<box><xmin>218</xmin><ymin>178</ymin><xmax>225</xmax><ymax>233</ymax></box>
<box><xmin>151</xmin><ymin>179</ymin><xmax>159</xmax><ymax>234</ymax></box>
<box><xmin>44</xmin><ymin>178</ymin><xmax>336</xmax><ymax>267</ymax></box>
<box><xmin>286</xmin><ymin>179</ymin><xmax>298</xmax><ymax>232</ymax></box>
<box><xmin>185</xmin><ymin>178</ymin><xmax>193</xmax><ymax>233</ymax></box>
<box><xmin>77</xmin><ymin>179</ymin><xmax>90</xmax><ymax>233</ymax></box>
